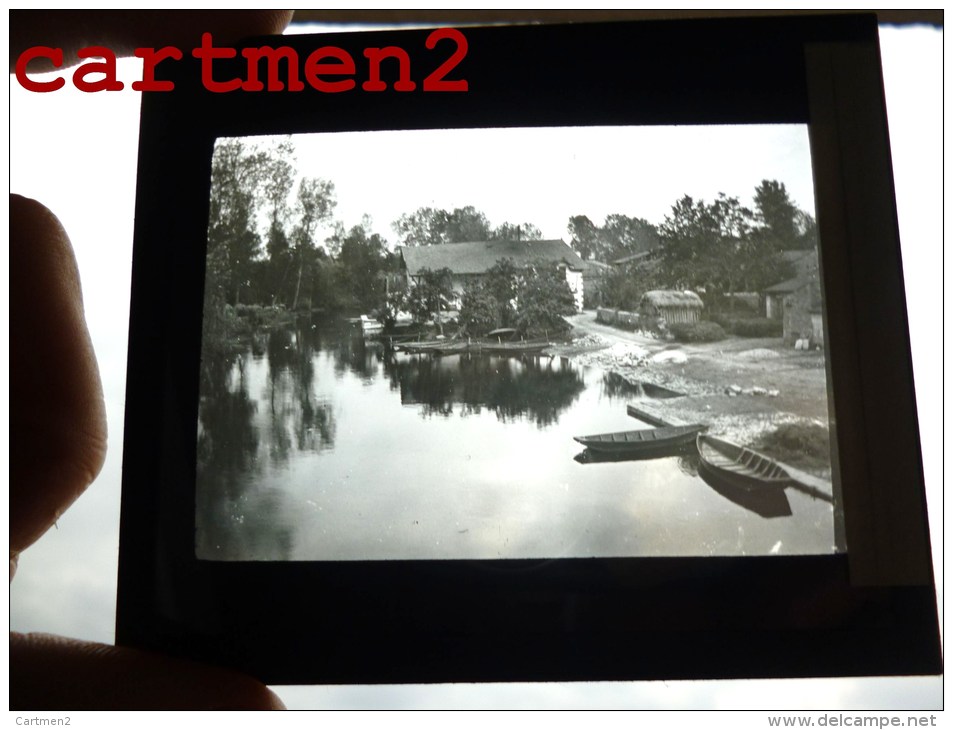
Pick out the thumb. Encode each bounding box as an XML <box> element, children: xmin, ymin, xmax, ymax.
<box><xmin>9</xmin><ymin>195</ymin><xmax>108</xmax><ymax>571</ymax></box>
<box><xmin>11</xmin><ymin>632</ymin><xmax>285</xmax><ymax>710</ymax></box>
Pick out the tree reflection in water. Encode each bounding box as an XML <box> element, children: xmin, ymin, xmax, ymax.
<box><xmin>384</xmin><ymin>352</ymin><xmax>586</xmax><ymax>427</ymax></box>
<box><xmin>196</xmin><ymin>320</ymin><xmax>837</xmax><ymax>561</ymax></box>
<box><xmin>196</xmin><ymin>353</ymin><xmax>293</xmax><ymax>559</ymax></box>
<box><xmin>196</xmin><ymin>321</ymin><xmax>337</xmax><ymax>559</ymax></box>
<box><xmin>601</xmin><ymin>371</ymin><xmax>683</xmax><ymax>400</ymax></box>
<box><xmin>266</xmin><ymin>325</ymin><xmax>336</xmax><ymax>463</ymax></box>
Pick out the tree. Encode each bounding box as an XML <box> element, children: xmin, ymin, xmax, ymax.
<box><xmin>392</xmin><ymin>206</ymin><xmax>446</xmax><ymax>247</ymax></box>
<box><xmin>600</xmin><ymin>214</ymin><xmax>659</xmax><ymax>261</ymax></box>
<box><xmin>260</xmin><ymin>136</ymin><xmax>296</xmax><ymax>231</ymax></box>
<box><xmin>657</xmin><ymin>190</ymin><xmax>794</xmax><ymax>310</ymax></box>
<box><xmin>392</xmin><ymin>205</ymin><xmax>491</xmax><ymax>246</ymax></box>
<box><xmin>336</xmin><ymin>221</ymin><xmax>388</xmax><ymax>311</ymax></box>
<box><xmin>515</xmin><ymin>264</ymin><xmax>577</xmax><ymax>337</ymax></box>
<box><xmin>443</xmin><ymin>206</ymin><xmax>491</xmax><ymax>243</ymax></box>
<box><xmin>407</xmin><ymin>267</ymin><xmax>454</xmax><ymax>334</ymax></box>
<box><xmin>710</xmin><ymin>193</ymin><xmax>755</xmax><ymax>304</ymax></box>
<box><xmin>567</xmin><ymin>215</ymin><xmax>600</xmax><ymax>260</ymax></box>
<box><xmin>459</xmin><ymin>281</ymin><xmax>500</xmax><ymax>335</ymax></box>
<box><xmin>602</xmin><ymin>263</ymin><xmax>663</xmax><ymax>311</ymax></box>
<box><xmin>289</xmin><ymin>176</ymin><xmax>336</xmax><ymax>310</ymax></box>
<box><xmin>754</xmin><ymin>179</ymin><xmax>799</xmax><ymax>248</ymax></box>
<box><xmin>794</xmin><ymin>210</ymin><xmax>819</xmax><ymax>251</ymax></box>
<box><xmin>491</xmin><ymin>221</ymin><xmax>543</xmax><ymax>242</ymax></box>
<box><xmin>258</xmin><ymin>138</ymin><xmax>297</xmax><ymax>304</ymax></box>
<box><xmin>657</xmin><ymin>194</ymin><xmax>721</xmax><ymax>290</ymax></box>
<box><xmin>567</xmin><ymin>213</ymin><xmax>658</xmax><ymax>262</ymax></box>
<box><xmin>482</xmin><ymin>258</ymin><xmax>520</xmax><ymax>328</ymax></box>
<box><xmin>207</xmin><ymin>138</ymin><xmax>268</xmax><ymax>307</ymax></box>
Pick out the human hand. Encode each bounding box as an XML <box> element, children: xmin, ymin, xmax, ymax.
<box><xmin>10</xmin><ymin>11</ymin><xmax>293</xmax><ymax>710</ymax></box>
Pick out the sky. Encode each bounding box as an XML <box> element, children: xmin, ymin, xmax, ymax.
<box><xmin>231</xmin><ymin>123</ymin><xmax>814</xmax><ymax>249</ymax></box>
<box><xmin>6</xmin><ymin>21</ymin><xmax>944</xmax><ymax>716</ymax></box>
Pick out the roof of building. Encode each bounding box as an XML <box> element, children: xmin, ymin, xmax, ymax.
<box><xmin>582</xmin><ymin>259</ymin><xmax>613</xmax><ymax>274</ymax></box>
<box><xmin>400</xmin><ymin>240</ymin><xmax>585</xmax><ymax>276</ymax></box>
<box><xmin>640</xmin><ymin>290</ymin><xmax>704</xmax><ymax>308</ymax></box>
<box><xmin>610</xmin><ymin>249</ymin><xmax>656</xmax><ymax>266</ymax></box>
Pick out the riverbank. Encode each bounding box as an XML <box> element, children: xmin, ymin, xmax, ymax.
<box><xmin>555</xmin><ymin>312</ymin><xmax>833</xmax><ymax>476</ymax></box>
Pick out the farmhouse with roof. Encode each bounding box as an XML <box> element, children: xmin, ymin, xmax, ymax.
<box><xmin>399</xmin><ymin>239</ymin><xmax>585</xmax><ymax>311</ymax></box>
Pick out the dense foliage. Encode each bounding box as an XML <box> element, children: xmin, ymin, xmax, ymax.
<box><xmin>579</xmin><ymin>179</ymin><xmax>815</xmax><ymax>315</ymax></box>
<box><xmin>515</xmin><ymin>266</ymin><xmax>577</xmax><ymax>337</ymax></box>
<box><xmin>206</xmin><ymin>136</ymin><xmax>812</xmax><ymax>353</ymax></box>
<box><xmin>567</xmin><ymin>213</ymin><xmax>659</xmax><ymax>263</ymax></box>
<box><xmin>405</xmin><ymin>267</ymin><xmax>455</xmax><ymax>334</ymax></box>
<box><xmin>710</xmin><ymin>315</ymin><xmax>783</xmax><ymax>338</ymax></box>
<box><xmin>393</xmin><ymin>206</ymin><xmax>544</xmax><ymax>247</ymax></box>
<box><xmin>668</xmin><ymin>321</ymin><xmax>727</xmax><ymax>343</ymax></box>
<box><xmin>457</xmin><ymin>258</ymin><xmax>576</xmax><ymax>338</ymax></box>
<box><xmin>755</xmin><ymin>422</ymin><xmax>831</xmax><ymax>467</ymax></box>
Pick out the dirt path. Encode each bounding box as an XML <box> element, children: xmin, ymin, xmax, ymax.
<box><xmin>553</xmin><ymin>312</ymin><xmax>833</xmax><ymax>473</ymax></box>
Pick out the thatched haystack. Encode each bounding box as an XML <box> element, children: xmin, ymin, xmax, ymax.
<box><xmin>639</xmin><ymin>290</ymin><xmax>704</xmax><ymax>326</ymax></box>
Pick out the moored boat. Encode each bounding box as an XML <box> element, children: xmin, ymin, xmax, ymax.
<box><xmin>478</xmin><ymin>340</ymin><xmax>550</xmax><ymax>355</ymax></box>
<box><xmin>696</xmin><ymin>434</ymin><xmax>791</xmax><ymax>489</ymax></box>
<box><xmin>574</xmin><ymin>423</ymin><xmax>706</xmax><ymax>456</ymax></box>
<box><xmin>398</xmin><ymin>338</ymin><xmax>550</xmax><ymax>356</ymax></box>
<box><xmin>396</xmin><ymin>338</ymin><xmax>459</xmax><ymax>354</ymax></box>
<box><xmin>430</xmin><ymin>341</ymin><xmax>471</xmax><ymax>356</ymax></box>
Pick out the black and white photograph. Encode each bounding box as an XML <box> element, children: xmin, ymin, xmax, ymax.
<box><xmin>195</xmin><ymin>125</ymin><xmax>840</xmax><ymax>562</ymax></box>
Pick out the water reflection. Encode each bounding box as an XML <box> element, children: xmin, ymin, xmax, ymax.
<box><xmin>386</xmin><ymin>353</ymin><xmax>586</xmax><ymax>427</ymax></box>
<box><xmin>196</xmin><ymin>354</ymin><xmax>294</xmax><ymax>559</ymax></box>
<box><xmin>697</xmin><ymin>468</ymin><xmax>794</xmax><ymax>518</ymax></box>
<box><xmin>265</xmin><ymin>326</ymin><xmax>336</xmax><ymax>462</ymax></box>
<box><xmin>601</xmin><ymin>372</ymin><xmax>684</xmax><ymax>400</ymax></box>
<box><xmin>195</xmin><ymin>320</ymin><xmax>836</xmax><ymax>561</ymax></box>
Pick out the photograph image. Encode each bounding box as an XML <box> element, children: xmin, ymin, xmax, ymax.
<box><xmin>195</xmin><ymin>125</ymin><xmax>840</xmax><ymax>562</ymax></box>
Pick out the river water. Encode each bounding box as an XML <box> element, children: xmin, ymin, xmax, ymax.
<box><xmin>195</xmin><ymin>321</ymin><xmax>836</xmax><ymax>561</ymax></box>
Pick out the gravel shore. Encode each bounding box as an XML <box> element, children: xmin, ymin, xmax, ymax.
<box><xmin>555</xmin><ymin>312</ymin><xmax>833</xmax><ymax>475</ymax></box>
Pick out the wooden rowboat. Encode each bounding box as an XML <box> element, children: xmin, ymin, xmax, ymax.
<box><xmin>396</xmin><ymin>338</ymin><xmax>459</xmax><ymax>354</ymax></box>
<box><xmin>401</xmin><ymin>339</ymin><xmax>550</xmax><ymax>356</ymax></box>
<box><xmin>574</xmin><ymin>423</ymin><xmax>706</xmax><ymax>456</ymax></box>
<box><xmin>696</xmin><ymin>434</ymin><xmax>791</xmax><ymax>489</ymax></box>
<box><xmin>478</xmin><ymin>340</ymin><xmax>550</xmax><ymax>355</ymax></box>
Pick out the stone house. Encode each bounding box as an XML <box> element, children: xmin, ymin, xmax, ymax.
<box><xmin>763</xmin><ymin>249</ymin><xmax>824</xmax><ymax>346</ymax></box>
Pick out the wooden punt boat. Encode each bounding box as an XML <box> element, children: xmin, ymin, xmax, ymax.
<box><xmin>399</xmin><ymin>339</ymin><xmax>550</xmax><ymax>356</ymax></box>
<box><xmin>478</xmin><ymin>340</ymin><xmax>550</xmax><ymax>355</ymax></box>
<box><xmin>430</xmin><ymin>341</ymin><xmax>471</xmax><ymax>356</ymax></box>
<box><xmin>574</xmin><ymin>423</ymin><xmax>706</xmax><ymax>456</ymax></box>
<box><xmin>696</xmin><ymin>434</ymin><xmax>791</xmax><ymax>489</ymax></box>
<box><xmin>396</xmin><ymin>339</ymin><xmax>459</xmax><ymax>354</ymax></box>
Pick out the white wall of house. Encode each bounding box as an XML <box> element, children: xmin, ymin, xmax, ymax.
<box><xmin>565</xmin><ymin>269</ymin><xmax>584</xmax><ymax>311</ymax></box>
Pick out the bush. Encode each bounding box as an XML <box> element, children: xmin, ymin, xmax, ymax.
<box><xmin>515</xmin><ymin>266</ymin><xmax>576</xmax><ymax>338</ymax></box>
<box><xmin>459</xmin><ymin>282</ymin><xmax>500</xmax><ymax>336</ymax></box>
<box><xmin>731</xmin><ymin>317</ymin><xmax>782</xmax><ymax>337</ymax></box>
<box><xmin>755</xmin><ymin>423</ymin><xmax>831</xmax><ymax>468</ymax></box>
<box><xmin>710</xmin><ymin>314</ymin><xmax>782</xmax><ymax>338</ymax></box>
<box><xmin>669</xmin><ymin>320</ymin><xmax>726</xmax><ymax>343</ymax></box>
